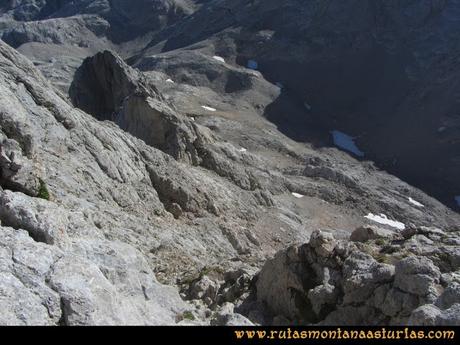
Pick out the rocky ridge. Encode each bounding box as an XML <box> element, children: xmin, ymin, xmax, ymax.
<box><xmin>252</xmin><ymin>228</ymin><xmax>460</xmax><ymax>325</ymax></box>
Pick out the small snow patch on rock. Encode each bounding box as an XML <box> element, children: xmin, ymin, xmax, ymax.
<box><xmin>291</xmin><ymin>192</ymin><xmax>304</xmax><ymax>199</ymax></box>
<box><xmin>408</xmin><ymin>197</ymin><xmax>424</xmax><ymax>208</ymax></box>
<box><xmin>166</xmin><ymin>78</ymin><xmax>174</xmax><ymax>83</ymax></box>
<box><xmin>213</xmin><ymin>56</ymin><xmax>225</xmax><ymax>63</ymax></box>
<box><xmin>365</xmin><ymin>213</ymin><xmax>405</xmax><ymax>230</ymax></box>
<box><xmin>202</xmin><ymin>106</ymin><xmax>217</xmax><ymax>112</ymax></box>
<box><xmin>238</xmin><ymin>148</ymin><xmax>247</xmax><ymax>153</ymax></box>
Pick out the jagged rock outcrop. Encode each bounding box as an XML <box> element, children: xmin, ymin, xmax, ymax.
<box><xmin>253</xmin><ymin>229</ymin><xmax>460</xmax><ymax>325</ymax></box>
<box><xmin>70</xmin><ymin>50</ymin><xmax>210</xmax><ymax>164</ymax></box>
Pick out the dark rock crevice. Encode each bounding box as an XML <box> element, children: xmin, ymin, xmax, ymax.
<box><xmin>0</xmin><ymin>138</ymin><xmax>40</xmax><ymax>197</ymax></box>
<box><xmin>0</xmin><ymin>211</ymin><xmax>48</xmax><ymax>244</ymax></box>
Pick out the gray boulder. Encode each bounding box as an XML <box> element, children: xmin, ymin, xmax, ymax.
<box><xmin>409</xmin><ymin>304</ymin><xmax>460</xmax><ymax>326</ymax></box>
<box><xmin>394</xmin><ymin>256</ymin><xmax>441</xmax><ymax>298</ymax></box>
<box><xmin>350</xmin><ymin>225</ymin><xmax>398</xmax><ymax>243</ymax></box>
<box><xmin>436</xmin><ymin>283</ymin><xmax>460</xmax><ymax>309</ymax></box>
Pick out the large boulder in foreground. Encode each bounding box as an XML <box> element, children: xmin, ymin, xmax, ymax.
<box><xmin>255</xmin><ymin>229</ymin><xmax>460</xmax><ymax>325</ymax></box>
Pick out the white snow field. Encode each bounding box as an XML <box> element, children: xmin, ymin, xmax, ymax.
<box><xmin>365</xmin><ymin>213</ymin><xmax>406</xmax><ymax>230</ymax></box>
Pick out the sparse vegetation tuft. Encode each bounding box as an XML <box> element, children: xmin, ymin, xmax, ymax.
<box><xmin>182</xmin><ymin>311</ymin><xmax>195</xmax><ymax>321</ymax></box>
<box><xmin>37</xmin><ymin>179</ymin><xmax>50</xmax><ymax>200</ymax></box>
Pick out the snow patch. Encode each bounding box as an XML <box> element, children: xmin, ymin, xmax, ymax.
<box><xmin>166</xmin><ymin>78</ymin><xmax>174</xmax><ymax>83</ymax></box>
<box><xmin>331</xmin><ymin>130</ymin><xmax>364</xmax><ymax>157</ymax></box>
<box><xmin>201</xmin><ymin>106</ymin><xmax>217</xmax><ymax>112</ymax></box>
<box><xmin>213</xmin><ymin>56</ymin><xmax>225</xmax><ymax>63</ymax></box>
<box><xmin>238</xmin><ymin>147</ymin><xmax>247</xmax><ymax>153</ymax></box>
<box><xmin>291</xmin><ymin>193</ymin><xmax>304</xmax><ymax>199</ymax></box>
<box><xmin>365</xmin><ymin>213</ymin><xmax>405</xmax><ymax>230</ymax></box>
<box><xmin>408</xmin><ymin>197</ymin><xmax>424</xmax><ymax>208</ymax></box>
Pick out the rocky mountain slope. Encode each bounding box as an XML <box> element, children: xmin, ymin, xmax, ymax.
<box><xmin>0</xmin><ymin>0</ymin><xmax>205</xmax><ymax>90</ymax></box>
<box><xmin>3</xmin><ymin>0</ymin><xmax>459</xmax><ymax>209</ymax></box>
<box><xmin>0</xmin><ymin>0</ymin><xmax>459</xmax><ymax>326</ymax></box>
<box><xmin>131</xmin><ymin>0</ymin><xmax>460</xmax><ymax>209</ymax></box>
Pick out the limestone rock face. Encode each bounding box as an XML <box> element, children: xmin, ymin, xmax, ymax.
<box><xmin>394</xmin><ymin>256</ymin><xmax>441</xmax><ymax>299</ymax></box>
<box><xmin>0</xmin><ymin>225</ymin><xmax>187</xmax><ymax>325</ymax></box>
<box><xmin>409</xmin><ymin>304</ymin><xmax>460</xmax><ymax>326</ymax></box>
<box><xmin>0</xmin><ymin>36</ymin><xmax>305</xmax><ymax>326</ymax></box>
<box><xmin>0</xmin><ymin>39</ymin><xmax>237</xmax><ymax>325</ymax></box>
<box><xmin>69</xmin><ymin>50</ymin><xmax>207</xmax><ymax>165</ymax></box>
<box><xmin>69</xmin><ymin>50</ymin><xmax>148</xmax><ymax>121</ymax></box>
<box><xmin>256</xmin><ymin>246</ymin><xmax>308</xmax><ymax>320</ymax></box>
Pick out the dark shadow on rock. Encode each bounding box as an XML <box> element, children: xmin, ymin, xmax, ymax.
<box><xmin>262</xmin><ymin>86</ymin><xmax>329</xmax><ymax>148</ymax></box>
<box><xmin>259</xmin><ymin>51</ymin><xmax>460</xmax><ymax>212</ymax></box>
